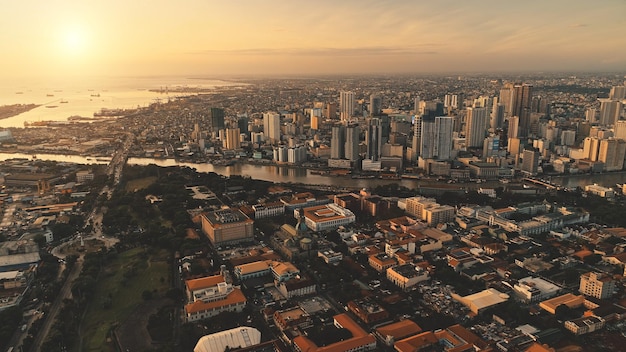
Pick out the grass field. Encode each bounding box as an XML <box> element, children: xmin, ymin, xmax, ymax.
<box><xmin>81</xmin><ymin>247</ymin><xmax>170</xmax><ymax>352</ymax></box>
<box><xmin>125</xmin><ymin>176</ymin><xmax>158</xmax><ymax>192</ymax></box>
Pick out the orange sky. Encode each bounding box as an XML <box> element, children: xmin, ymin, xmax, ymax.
<box><xmin>1</xmin><ymin>0</ymin><xmax>625</xmax><ymax>78</ymax></box>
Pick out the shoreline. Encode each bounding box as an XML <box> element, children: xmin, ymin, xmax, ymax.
<box><xmin>0</xmin><ymin>104</ymin><xmax>40</xmax><ymax>120</ymax></box>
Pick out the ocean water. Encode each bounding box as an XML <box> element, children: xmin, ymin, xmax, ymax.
<box><xmin>0</xmin><ymin>76</ymin><xmax>245</xmax><ymax>128</ymax></box>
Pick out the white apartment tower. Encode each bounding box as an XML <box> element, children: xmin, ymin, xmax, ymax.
<box><xmin>465</xmin><ymin>107</ymin><xmax>489</xmax><ymax>148</ymax></box>
<box><xmin>263</xmin><ymin>112</ymin><xmax>281</xmax><ymax>144</ymax></box>
<box><xmin>340</xmin><ymin>91</ymin><xmax>355</xmax><ymax>121</ymax></box>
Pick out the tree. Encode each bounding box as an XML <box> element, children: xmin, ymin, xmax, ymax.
<box><xmin>34</xmin><ymin>234</ymin><xmax>47</xmax><ymax>248</ymax></box>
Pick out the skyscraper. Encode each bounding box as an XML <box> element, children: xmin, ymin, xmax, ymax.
<box><xmin>435</xmin><ymin>116</ymin><xmax>453</xmax><ymax>160</ymax></box>
<box><xmin>615</xmin><ymin>121</ymin><xmax>626</xmax><ymax>140</ymax></box>
<box><xmin>598</xmin><ymin>138</ymin><xmax>626</xmax><ymax>171</ymax></box>
<box><xmin>369</xmin><ymin>95</ymin><xmax>382</xmax><ymax>117</ymax></box>
<box><xmin>512</xmin><ymin>84</ymin><xmax>533</xmax><ymax>136</ymax></box>
<box><xmin>330</xmin><ymin>125</ymin><xmax>346</xmax><ymax>159</ymax></box>
<box><xmin>366</xmin><ymin>118</ymin><xmax>382</xmax><ymax>161</ymax></box>
<box><xmin>325</xmin><ymin>102</ymin><xmax>337</xmax><ymax>119</ymax></box>
<box><xmin>340</xmin><ymin>91</ymin><xmax>355</xmax><ymax>121</ymax></box>
<box><xmin>521</xmin><ymin>148</ymin><xmax>540</xmax><ymax>175</ymax></box>
<box><xmin>512</xmin><ymin>84</ymin><xmax>533</xmax><ymax>119</ymax></box>
<box><xmin>508</xmin><ymin>116</ymin><xmax>519</xmax><ymax>139</ymax></box>
<box><xmin>610</xmin><ymin>85</ymin><xmax>626</xmax><ymax>100</ymax></box>
<box><xmin>585</xmin><ymin>108</ymin><xmax>597</xmax><ymax>122</ymax></box>
<box><xmin>583</xmin><ymin>137</ymin><xmax>601</xmax><ymax>161</ymax></box>
<box><xmin>420</xmin><ymin>116</ymin><xmax>453</xmax><ymax>160</ymax></box>
<box><xmin>599</xmin><ymin>99</ymin><xmax>622</xmax><ymax>126</ymax></box>
<box><xmin>223</xmin><ymin>128</ymin><xmax>241</xmax><ymax>150</ymax></box>
<box><xmin>499</xmin><ymin>83</ymin><xmax>515</xmax><ymax>117</ymax></box>
<box><xmin>208</xmin><ymin>107</ymin><xmax>225</xmax><ymax>131</ymax></box>
<box><xmin>490</xmin><ymin>100</ymin><xmax>504</xmax><ymax>130</ymax></box>
<box><xmin>263</xmin><ymin>112</ymin><xmax>281</xmax><ymax>144</ymax></box>
<box><xmin>465</xmin><ymin>107</ymin><xmax>489</xmax><ymax>148</ymax></box>
<box><xmin>345</xmin><ymin>125</ymin><xmax>360</xmax><ymax>161</ymax></box>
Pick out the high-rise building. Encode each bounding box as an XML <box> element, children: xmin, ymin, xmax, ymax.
<box><xmin>345</xmin><ymin>125</ymin><xmax>360</xmax><ymax>161</ymax></box>
<box><xmin>615</xmin><ymin>120</ymin><xmax>626</xmax><ymax>140</ymax></box>
<box><xmin>331</xmin><ymin>125</ymin><xmax>346</xmax><ymax>159</ymax></box>
<box><xmin>325</xmin><ymin>102</ymin><xmax>338</xmax><ymax>119</ymax></box>
<box><xmin>366</xmin><ymin>118</ymin><xmax>382</xmax><ymax>161</ymax></box>
<box><xmin>579</xmin><ymin>272</ymin><xmax>616</xmax><ymax>299</ymax></box>
<box><xmin>508</xmin><ymin>137</ymin><xmax>521</xmax><ymax>156</ymax></box>
<box><xmin>413</xmin><ymin>96</ymin><xmax>421</xmax><ymax>114</ymax></box>
<box><xmin>420</xmin><ymin>116</ymin><xmax>453</xmax><ymax>160</ymax></box>
<box><xmin>491</xmin><ymin>100</ymin><xmax>505</xmax><ymax>130</ymax></box>
<box><xmin>512</xmin><ymin>84</ymin><xmax>533</xmax><ymax>119</ymax></box>
<box><xmin>310</xmin><ymin>115</ymin><xmax>320</xmax><ymax>131</ymax></box>
<box><xmin>499</xmin><ymin>83</ymin><xmax>515</xmax><ymax>117</ymax></box>
<box><xmin>370</xmin><ymin>95</ymin><xmax>382</xmax><ymax>117</ymax></box>
<box><xmin>263</xmin><ymin>112</ymin><xmax>281</xmax><ymax>144</ymax></box>
<box><xmin>465</xmin><ymin>107</ymin><xmax>489</xmax><ymax>148</ymax></box>
<box><xmin>483</xmin><ymin>135</ymin><xmax>500</xmax><ymax>158</ymax></box>
<box><xmin>223</xmin><ymin>128</ymin><xmax>241</xmax><ymax>150</ymax></box>
<box><xmin>560</xmin><ymin>130</ymin><xmax>576</xmax><ymax>146</ymax></box>
<box><xmin>599</xmin><ymin>99</ymin><xmax>622</xmax><ymax>126</ymax></box>
<box><xmin>598</xmin><ymin>138</ymin><xmax>626</xmax><ymax>171</ymax></box>
<box><xmin>208</xmin><ymin>107</ymin><xmax>225</xmax><ymax>131</ymax></box>
<box><xmin>508</xmin><ymin>116</ymin><xmax>520</xmax><ymax>139</ymax></box>
<box><xmin>521</xmin><ymin>148</ymin><xmax>540</xmax><ymax>175</ymax></box>
<box><xmin>583</xmin><ymin>137</ymin><xmax>601</xmax><ymax>161</ymax></box>
<box><xmin>512</xmin><ymin>84</ymin><xmax>533</xmax><ymax>136</ymax></box>
<box><xmin>610</xmin><ymin>85</ymin><xmax>626</xmax><ymax>100</ymax></box>
<box><xmin>585</xmin><ymin>108</ymin><xmax>597</xmax><ymax>122</ymax></box>
<box><xmin>340</xmin><ymin>91</ymin><xmax>355</xmax><ymax>121</ymax></box>
<box><xmin>237</xmin><ymin>117</ymin><xmax>249</xmax><ymax>135</ymax></box>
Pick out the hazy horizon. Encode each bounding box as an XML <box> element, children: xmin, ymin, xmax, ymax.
<box><xmin>2</xmin><ymin>1</ymin><xmax>626</xmax><ymax>79</ymax></box>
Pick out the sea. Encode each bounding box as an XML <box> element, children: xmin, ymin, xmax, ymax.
<box><xmin>0</xmin><ymin>76</ymin><xmax>246</xmax><ymax>128</ymax></box>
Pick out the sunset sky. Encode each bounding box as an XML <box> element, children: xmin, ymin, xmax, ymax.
<box><xmin>1</xmin><ymin>0</ymin><xmax>625</xmax><ymax>78</ymax></box>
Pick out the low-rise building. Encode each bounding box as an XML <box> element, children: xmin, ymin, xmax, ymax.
<box><xmin>317</xmin><ymin>249</ymin><xmax>343</xmax><ymax>265</ymax></box>
<box><xmin>276</xmin><ymin>275</ymin><xmax>316</xmax><ymax>299</ymax></box>
<box><xmin>201</xmin><ymin>208</ymin><xmax>254</xmax><ymax>245</ymax></box>
<box><xmin>294</xmin><ymin>203</ymin><xmax>356</xmax><ymax>232</ymax></box>
<box><xmin>233</xmin><ymin>261</ymin><xmax>271</xmax><ymax>281</ymax></box>
<box><xmin>348</xmin><ymin>298</ymin><xmax>389</xmax><ymax>324</ymax></box>
<box><xmin>564</xmin><ymin>316</ymin><xmax>605</xmax><ymax>335</ymax></box>
<box><xmin>451</xmin><ymin>288</ymin><xmax>509</xmax><ymax>315</ymax></box>
<box><xmin>369</xmin><ymin>253</ymin><xmax>398</xmax><ymax>273</ymax></box>
<box><xmin>513</xmin><ymin>277</ymin><xmax>561</xmax><ymax>303</ymax></box>
<box><xmin>539</xmin><ymin>293</ymin><xmax>585</xmax><ymax>314</ymax></box>
<box><xmin>184</xmin><ymin>274</ymin><xmax>247</xmax><ymax>322</ymax></box>
<box><xmin>252</xmin><ymin>202</ymin><xmax>285</xmax><ymax>219</ymax></box>
<box><xmin>386</xmin><ymin>263</ymin><xmax>429</xmax><ymax>291</ymax></box>
<box><xmin>292</xmin><ymin>314</ymin><xmax>377</xmax><ymax>352</ymax></box>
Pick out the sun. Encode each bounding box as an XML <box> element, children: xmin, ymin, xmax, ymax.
<box><xmin>60</xmin><ymin>26</ymin><xmax>88</xmax><ymax>56</ymax></box>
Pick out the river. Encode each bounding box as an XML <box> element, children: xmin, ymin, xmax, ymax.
<box><xmin>0</xmin><ymin>152</ymin><xmax>620</xmax><ymax>190</ymax></box>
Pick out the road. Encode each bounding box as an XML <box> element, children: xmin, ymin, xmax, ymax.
<box><xmin>28</xmin><ymin>133</ymin><xmax>134</xmax><ymax>352</ymax></box>
<box><xmin>28</xmin><ymin>257</ymin><xmax>83</xmax><ymax>352</ymax></box>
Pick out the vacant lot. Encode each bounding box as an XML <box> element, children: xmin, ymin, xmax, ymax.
<box><xmin>81</xmin><ymin>247</ymin><xmax>170</xmax><ymax>352</ymax></box>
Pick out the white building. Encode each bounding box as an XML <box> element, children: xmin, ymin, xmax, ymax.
<box><xmin>513</xmin><ymin>276</ymin><xmax>561</xmax><ymax>303</ymax></box>
<box><xmin>194</xmin><ymin>327</ymin><xmax>261</xmax><ymax>352</ymax></box>
<box><xmin>294</xmin><ymin>204</ymin><xmax>356</xmax><ymax>232</ymax></box>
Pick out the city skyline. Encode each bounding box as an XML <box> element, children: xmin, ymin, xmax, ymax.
<box><xmin>1</xmin><ymin>0</ymin><xmax>625</xmax><ymax>79</ymax></box>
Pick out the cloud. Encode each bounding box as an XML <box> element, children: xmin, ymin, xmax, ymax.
<box><xmin>569</xmin><ymin>23</ymin><xmax>588</xmax><ymax>28</ymax></box>
<box><xmin>188</xmin><ymin>46</ymin><xmax>438</xmax><ymax>57</ymax></box>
